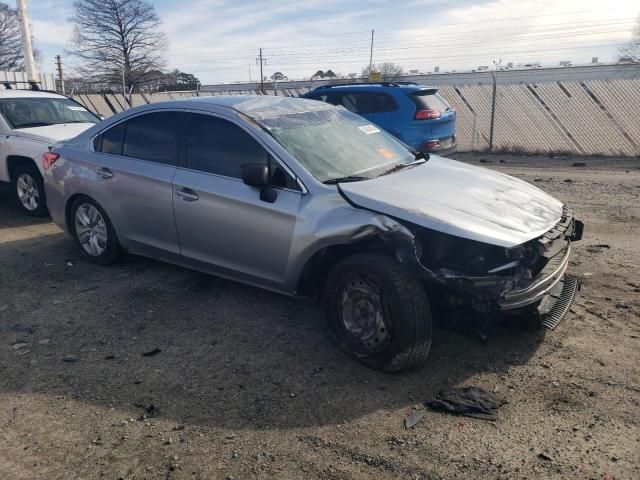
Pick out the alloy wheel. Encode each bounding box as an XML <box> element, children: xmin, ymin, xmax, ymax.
<box><xmin>75</xmin><ymin>203</ymin><xmax>108</xmax><ymax>256</ymax></box>
<box><xmin>16</xmin><ymin>173</ymin><xmax>40</xmax><ymax>211</ymax></box>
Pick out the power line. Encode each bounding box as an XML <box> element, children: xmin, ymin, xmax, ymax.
<box><xmin>172</xmin><ymin>29</ymin><xmax>630</xmax><ymax>67</ymax></box>
<box><xmin>168</xmin><ymin>17</ymin><xmax>634</xmax><ymax>56</ymax></box>
<box><xmin>190</xmin><ymin>42</ymin><xmax>623</xmax><ymax>73</ymax></box>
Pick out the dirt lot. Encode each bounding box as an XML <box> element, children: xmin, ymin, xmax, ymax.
<box><xmin>1</xmin><ymin>153</ymin><xmax>639</xmax><ymax>480</ymax></box>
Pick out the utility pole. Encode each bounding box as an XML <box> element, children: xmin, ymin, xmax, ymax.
<box><xmin>16</xmin><ymin>0</ymin><xmax>38</xmax><ymax>86</ymax></box>
<box><xmin>55</xmin><ymin>55</ymin><xmax>65</xmax><ymax>95</ymax></box>
<box><xmin>256</xmin><ymin>48</ymin><xmax>267</xmax><ymax>94</ymax></box>
<box><xmin>488</xmin><ymin>58</ymin><xmax>502</xmax><ymax>152</ymax></box>
<box><xmin>368</xmin><ymin>29</ymin><xmax>375</xmax><ymax>76</ymax></box>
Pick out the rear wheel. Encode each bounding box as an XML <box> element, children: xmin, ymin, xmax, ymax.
<box><xmin>11</xmin><ymin>163</ymin><xmax>48</xmax><ymax>217</ymax></box>
<box><xmin>323</xmin><ymin>253</ymin><xmax>432</xmax><ymax>372</ymax></box>
<box><xmin>70</xmin><ymin>196</ymin><xmax>122</xmax><ymax>265</ymax></box>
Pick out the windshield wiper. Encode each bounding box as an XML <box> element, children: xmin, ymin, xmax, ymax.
<box><xmin>323</xmin><ymin>175</ymin><xmax>369</xmax><ymax>185</ymax></box>
<box><xmin>379</xmin><ymin>156</ymin><xmax>427</xmax><ymax>177</ymax></box>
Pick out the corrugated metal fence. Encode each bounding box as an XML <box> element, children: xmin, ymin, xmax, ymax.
<box><xmin>71</xmin><ymin>78</ymin><xmax>640</xmax><ymax>157</ymax></box>
<box><xmin>0</xmin><ymin>71</ymin><xmax>57</xmax><ymax>90</ymax></box>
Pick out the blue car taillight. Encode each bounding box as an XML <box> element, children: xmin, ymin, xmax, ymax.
<box><xmin>415</xmin><ymin>109</ymin><xmax>441</xmax><ymax>120</ymax></box>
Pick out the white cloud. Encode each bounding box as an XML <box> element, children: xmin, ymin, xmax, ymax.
<box><xmin>27</xmin><ymin>0</ymin><xmax>639</xmax><ymax>82</ymax></box>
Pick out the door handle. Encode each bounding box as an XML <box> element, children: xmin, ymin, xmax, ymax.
<box><xmin>96</xmin><ymin>167</ymin><xmax>113</xmax><ymax>179</ymax></box>
<box><xmin>175</xmin><ymin>187</ymin><xmax>199</xmax><ymax>202</ymax></box>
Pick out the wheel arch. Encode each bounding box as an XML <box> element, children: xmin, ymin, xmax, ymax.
<box><xmin>64</xmin><ymin>193</ymin><xmax>121</xmax><ymax>241</ymax></box>
<box><xmin>7</xmin><ymin>155</ymin><xmax>40</xmax><ymax>179</ymax></box>
<box><xmin>296</xmin><ymin>235</ymin><xmax>399</xmax><ymax>299</ymax></box>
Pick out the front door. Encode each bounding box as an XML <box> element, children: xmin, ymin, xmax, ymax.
<box><xmin>172</xmin><ymin>113</ymin><xmax>302</xmax><ymax>288</ymax></box>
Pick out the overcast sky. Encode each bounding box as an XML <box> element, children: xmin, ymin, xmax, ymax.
<box><xmin>29</xmin><ymin>0</ymin><xmax>639</xmax><ymax>84</ymax></box>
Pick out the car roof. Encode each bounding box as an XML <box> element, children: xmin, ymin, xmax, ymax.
<box><xmin>308</xmin><ymin>83</ymin><xmax>437</xmax><ymax>94</ymax></box>
<box><xmin>0</xmin><ymin>89</ymin><xmax>67</xmax><ymax>99</ymax></box>
<box><xmin>183</xmin><ymin>95</ymin><xmax>336</xmax><ymax>120</ymax></box>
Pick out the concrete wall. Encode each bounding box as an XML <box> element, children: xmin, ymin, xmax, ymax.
<box><xmin>70</xmin><ymin>65</ymin><xmax>640</xmax><ymax>157</ymax></box>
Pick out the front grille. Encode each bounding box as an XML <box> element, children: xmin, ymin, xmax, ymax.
<box><xmin>541</xmin><ymin>275</ymin><xmax>579</xmax><ymax>329</ymax></box>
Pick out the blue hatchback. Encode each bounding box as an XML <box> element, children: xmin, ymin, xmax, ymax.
<box><xmin>302</xmin><ymin>82</ymin><xmax>457</xmax><ymax>155</ymax></box>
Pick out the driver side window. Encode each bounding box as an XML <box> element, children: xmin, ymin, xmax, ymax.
<box><xmin>184</xmin><ymin>113</ymin><xmax>300</xmax><ymax>190</ymax></box>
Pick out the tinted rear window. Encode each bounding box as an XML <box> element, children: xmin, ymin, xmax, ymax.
<box><xmin>411</xmin><ymin>91</ymin><xmax>451</xmax><ymax>112</ymax></box>
<box><xmin>307</xmin><ymin>91</ymin><xmax>397</xmax><ymax>114</ymax></box>
<box><xmin>96</xmin><ymin>121</ymin><xmax>125</xmax><ymax>155</ymax></box>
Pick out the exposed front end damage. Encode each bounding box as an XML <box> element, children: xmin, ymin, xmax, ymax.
<box><xmin>387</xmin><ymin>206</ymin><xmax>583</xmax><ymax>324</ymax></box>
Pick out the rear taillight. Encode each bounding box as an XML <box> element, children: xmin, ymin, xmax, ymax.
<box><xmin>43</xmin><ymin>152</ymin><xmax>60</xmax><ymax>169</ymax></box>
<box><xmin>423</xmin><ymin>140</ymin><xmax>440</xmax><ymax>150</ymax></box>
<box><xmin>415</xmin><ymin>109</ymin><xmax>441</xmax><ymax>120</ymax></box>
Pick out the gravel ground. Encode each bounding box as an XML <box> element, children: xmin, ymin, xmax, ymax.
<box><xmin>1</xmin><ymin>153</ymin><xmax>639</xmax><ymax>480</ymax></box>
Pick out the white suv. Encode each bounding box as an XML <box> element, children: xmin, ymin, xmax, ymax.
<box><xmin>0</xmin><ymin>88</ymin><xmax>99</xmax><ymax>216</ymax></box>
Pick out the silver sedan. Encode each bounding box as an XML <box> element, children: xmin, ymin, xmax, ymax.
<box><xmin>43</xmin><ymin>96</ymin><xmax>583</xmax><ymax>371</ymax></box>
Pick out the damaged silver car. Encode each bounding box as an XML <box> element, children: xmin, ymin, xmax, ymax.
<box><xmin>43</xmin><ymin>96</ymin><xmax>583</xmax><ymax>372</ymax></box>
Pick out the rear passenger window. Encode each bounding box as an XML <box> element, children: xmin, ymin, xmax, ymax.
<box><xmin>374</xmin><ymin>93</ymin><xmax>397</xmax><ymax>113</ymax></box>
<box><xmin>94</xmin><ymin>111</ymin><xmax>182</xmax><ymax>166</ymax></box>
<box><xmin>123</xmin><ymin>112</ymin><xmax>182</xmax><ymax>165</ymax></box>
<box><xmin>95</xmin><ymin>121</ymin><xmax>125</xmax><ymax>155</ymax></box>
<box><xmin>332</xmin><ymin>92</ymin><xmax>397</xmax><ymax>114</ymax></box>
<box><xmin>185</xmin><ymin>114</ymin><xmax>299</xmax><ymax>190</ymax></box>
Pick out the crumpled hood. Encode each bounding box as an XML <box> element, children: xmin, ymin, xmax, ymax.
<box><xmin>10</xmin><ymin>123</ymin><xmax>95</xmax><ymax>144</ymax></box>
<box><xmin>340</xmin><ymin>156</ymin><xmax>564</xmax><ymax>248</ymax></box>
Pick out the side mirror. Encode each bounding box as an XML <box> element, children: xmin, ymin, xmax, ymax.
<box><xmin>241</xmin><ymin>164</ymin><xmax>269</xmax><ymax>187</ymax></box>
<box><xmin>241</xmin><ymin>163</ymin><xmax>277</xmax><ymax>203</ymax></box>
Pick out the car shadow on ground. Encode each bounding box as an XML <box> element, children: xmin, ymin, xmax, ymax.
<box><xmin>0</xmin><ymin>184</ymin><xmax>51</xmax><ymax>228</ymax></box>
<box><xmin>0</xmin><ymin>197</ymin><xmax>545</xmax><ymax>431</ymax></box>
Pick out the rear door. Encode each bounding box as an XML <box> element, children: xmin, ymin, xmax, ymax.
<box><xmin>335</xmin><ymin>92</ymin><xmax>379</xmax><ymax>124</ymax></box>
<box><xmin>172</xmin><ymin>112</ymin><xmax>303</xmax><ymax>288</ymax></box>
<box><xmin>89</xmin><ymin>110</ymin><xmax>185</xmax><ymax>259</ymax></box>
<box><xmin>367</xmin><ymin>92</ymin><xmax>401</xmax><ymax>135</ymax></box>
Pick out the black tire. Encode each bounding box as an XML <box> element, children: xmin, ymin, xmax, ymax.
<box><xmin>70</xmin><ymin>196</ymin><xmax>122</xmax><ymax>265</ymax></box>
<box><xmin>11</xmin><ymin>163</ymin><xmax>48</xmax><ymax>217</ymax></box>
<box><xmin>323</xmin><ymin>253</ymin><xmax>432</xmax><ymax>372</ymax></box>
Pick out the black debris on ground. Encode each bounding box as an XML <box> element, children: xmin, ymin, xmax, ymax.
<box><xmin>426</xmin><ymin>386</ymin><xmax>506</xmax><ymax>420</ymax></box>
<box><xmin>142</xmin><ymin>347</ymin><xmax>162</xmax><ymax>357</ymax></box>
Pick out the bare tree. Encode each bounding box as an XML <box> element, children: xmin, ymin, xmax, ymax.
<box><xmin>0</xmin><ymin>3</ymin><xmax>24</xmax><ymax>70</ymax></box>
<box><xmin>361</xmin><ymin>62</ymin><xmax>404</xmax><ymax>82</ymax></box>
<box><xmin>67</xmin><ymin>0</ymin><xmax>168</xmax><ymax>90</ymax></box>
<box><xmin>619</xmin><ymin>15</ymin><xmax>639</xmax><ymax>63</ymax></box>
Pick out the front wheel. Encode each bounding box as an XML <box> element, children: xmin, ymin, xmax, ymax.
<box><xmin>11</xmin><ymin>163</ymin><xmax>48</xmax><ymax>217</ymax></box>
<box><xmin>322</xmin><ymin>253</ymin><xmax>432</xmax><ymax>372</ymax></box>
